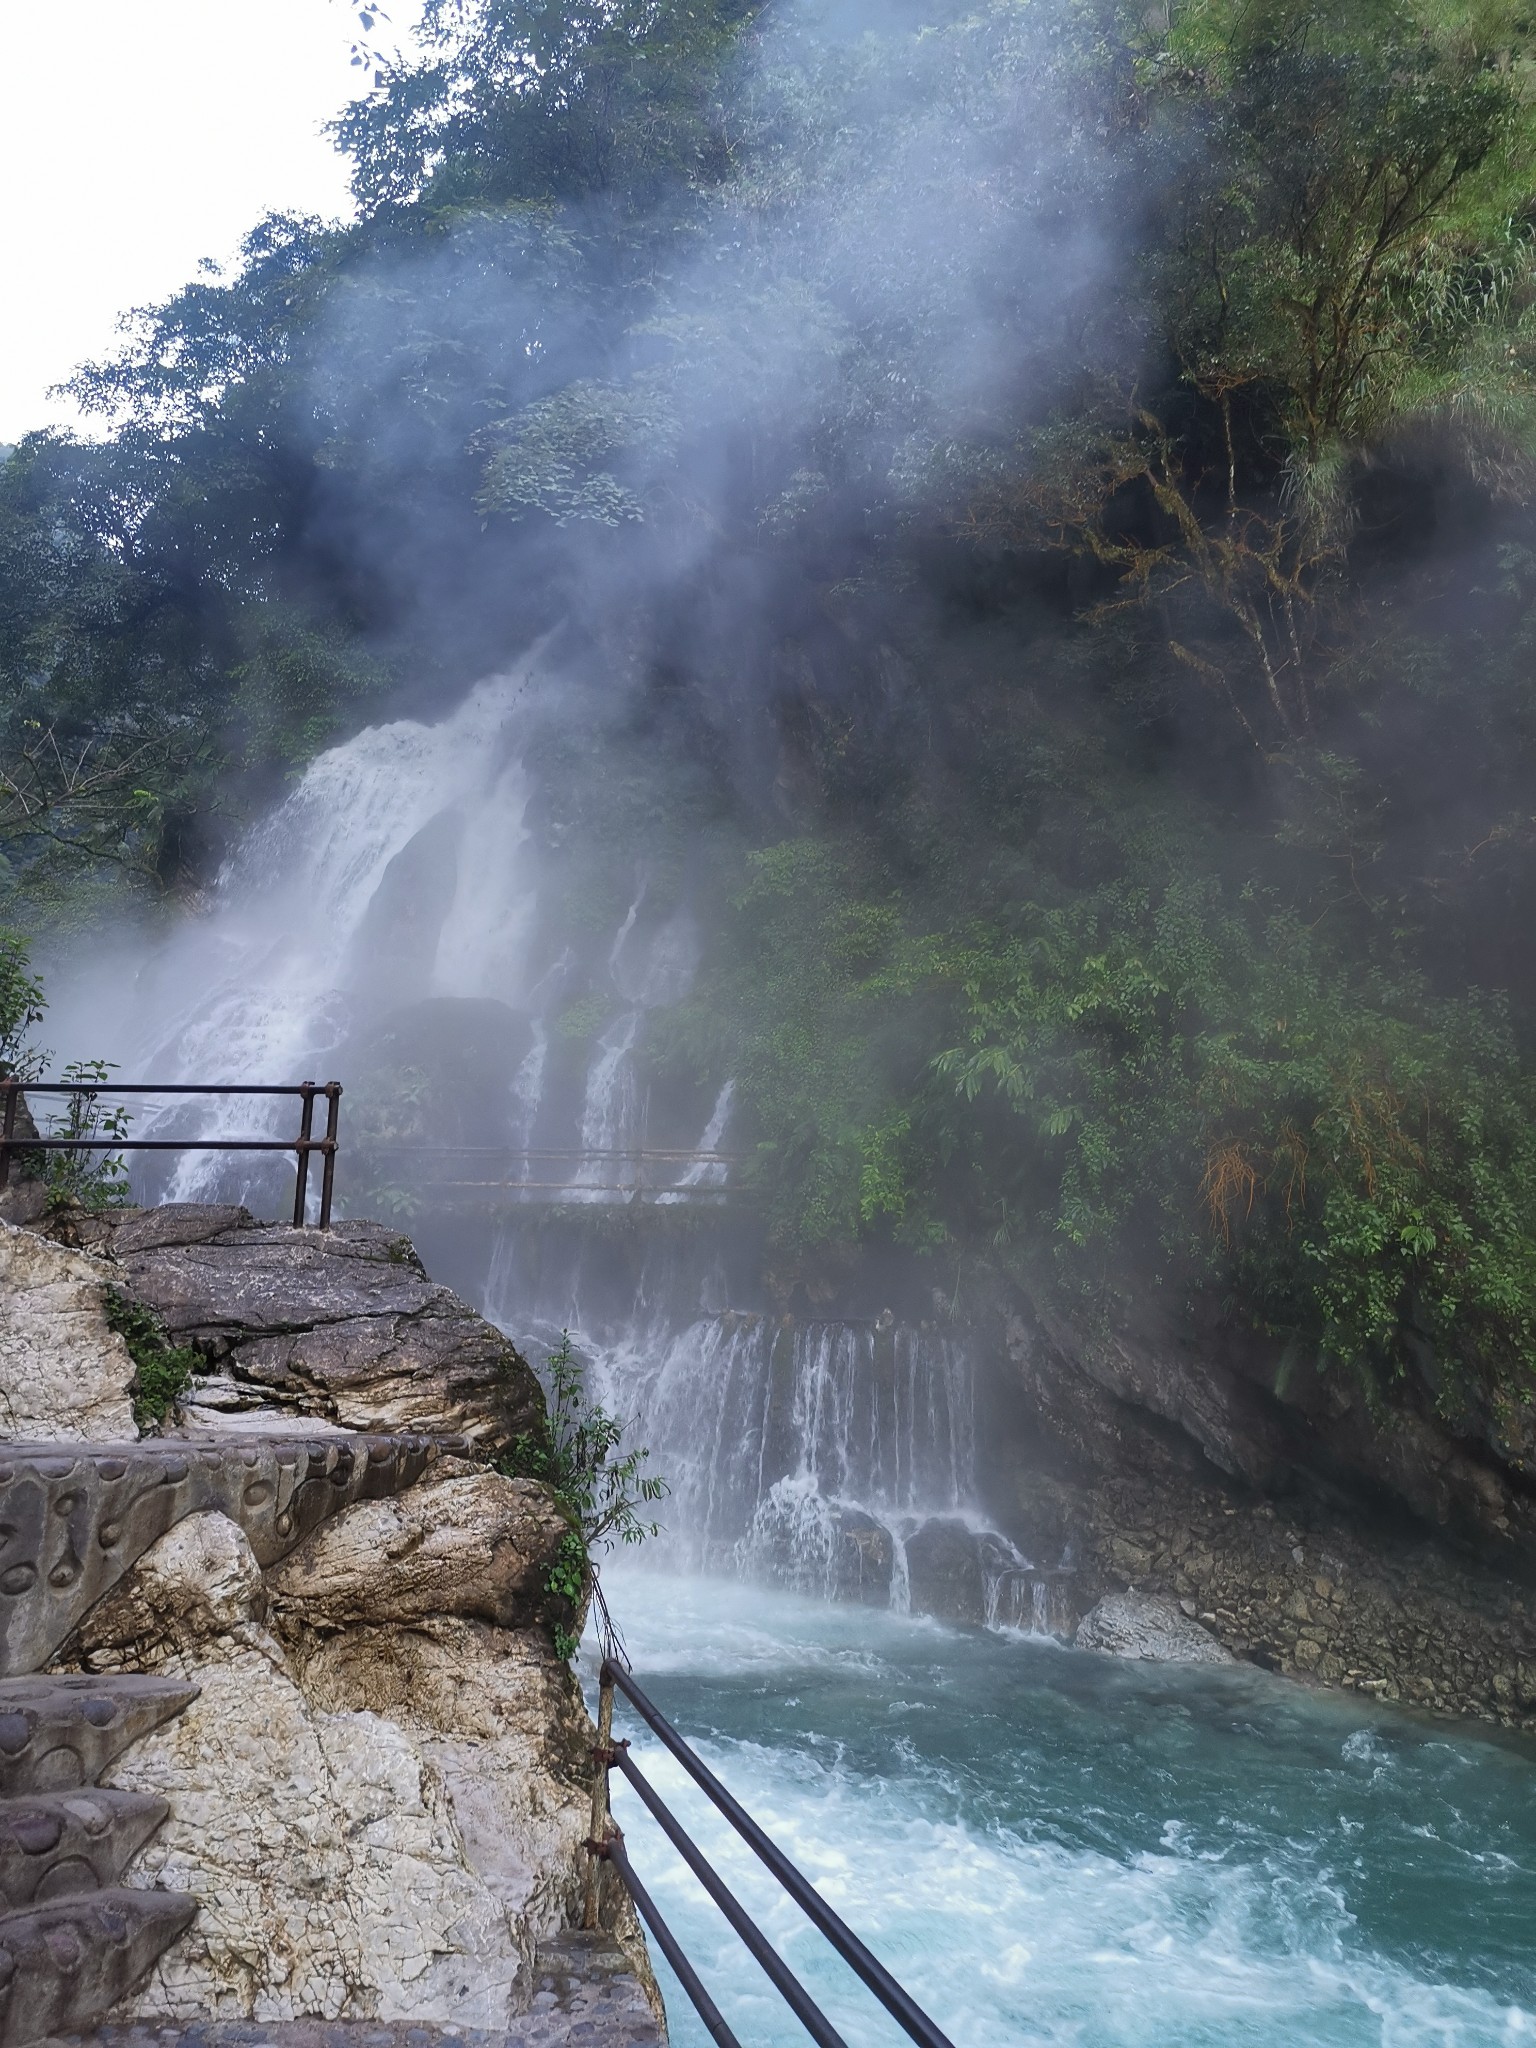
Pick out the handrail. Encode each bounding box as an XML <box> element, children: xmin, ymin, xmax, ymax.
<box><xmin>610</xmin><ymin>1747</ymin><xmax>849</xmax><ymax>2048</ymax></box>
<box><xmin>603</xmin><ymin>1830</ymin><xmax>743</xmax><ymax>2048</ymax></box>
<box><xmin>589</xmin><ymin>1657</ymin><xmax>957</xmax><ymax>2048</ymax></box>
<box><xmin>0</xmin><ymin>1080</ymin><xmax>343</xmax><ymax>1229</ymax></box>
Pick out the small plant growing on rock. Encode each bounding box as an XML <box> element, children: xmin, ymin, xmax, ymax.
<box><xmin>106</xmin><ymin>1290</ymin><xmax>204</xmax><ymax>1431</ymax></box>
<box><xmin>498</xmin><ymin>1330</ymin><xmax>668</xmax><ymax>1660</ymax></box>
<box><xmin>0</xmin><ymin>934</ymin><xmax>133</xmax><ymax>1210</ymax></box>
<box><xmin>42</xmin><ymin>1060</ymin><xmax>134</xmax><ymax>1212</ymax></box>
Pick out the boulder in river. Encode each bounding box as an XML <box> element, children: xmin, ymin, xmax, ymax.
<box><xmin>1074</xmin><ymin>1589</ymin><xmax>1234</xmax><ymax>1664</ymax></box>
<box><xmin>905</xmin><ymin>1517</ymin><xmax>986</xmax><ymax>1625</ymax></box>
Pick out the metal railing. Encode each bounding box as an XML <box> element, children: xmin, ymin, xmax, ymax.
<box><xmin>585</xmin><ymin>1656</ymin><xmax>956</xmax><ymax>2048</ymax></box>
<box><xmin>0</xmin><ymin>1080</ymin><xmax>344</xmax><ymax>1229</ymax></box>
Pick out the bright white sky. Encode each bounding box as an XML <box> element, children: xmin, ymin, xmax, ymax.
<box><xmin>0</xmin><ymin>0</ymin><xmax>421</xmax><ymax>443</ymax></box>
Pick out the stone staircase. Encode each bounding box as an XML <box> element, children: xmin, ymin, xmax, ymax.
<box><xmin>0</xmin><ymin>1433</ymin><xmax>658</xmax><ymax>2048</ymax></box>
<box><xmin>0</xmin><ymin>1209</ymin><xmax>664</xmax><ymax>2048</ymax></box>
<box><xmin>0</xmin><ymin>1433</ymin><xmax>440</xmax><ymax>2044</ymax></box>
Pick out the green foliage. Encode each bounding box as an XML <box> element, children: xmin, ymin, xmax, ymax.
<box><xmin>935</xmin><ymin>859</ymin><xmax>1536</xmax><ymax>1386</ymax></box>
<box><xmin>500</xmin><ymin>1331</ymin><xmax>668</xmax><ymax>1552</ymax></box>
<box><xmin>546</xmin><ymin>1528</ymin><xmax>590</xmax><ymax>1662</ymax></box>
<box><xmin>496</xmin><ymin>1331</ymin><xmax>667</xmax><ymax>1658</ymax></box>
<box><xmin>337</xmin><ymin>0</ymin><xmax>763</xmax><ymax>215</ymax></box>
<box><xmin>0</xmin><ymin>931</ymin><xmax>45</xmax><ymax>1081</ymax></box>
<box><xmin>105</xmin><ymin>1290</ymin><xmax>203</xmax><ymax>1432</ymax></box>
<box><xmin>39</xmin><ymin>1060</ymin><xmax>134</xmax><ymax>1213</ymax></box>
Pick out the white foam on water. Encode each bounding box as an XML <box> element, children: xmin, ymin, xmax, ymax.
<box><xmin>591</xmin><ymin>1568</ymin><xmax>1536</xmax><ymax>2048</ymax></box>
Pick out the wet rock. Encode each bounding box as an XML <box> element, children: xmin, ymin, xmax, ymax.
<box><xmin>905</xmin><ymin>1518</ymin><xmax>985</xmax><ymax>1626</ymax></box>
<box><xmin>830</xmin><ymin>1508</ymin><xmax>894</xmax><ymax>1606</ymax></box>
<box><xmin>1074</xmin><ymin>1590</ymin><xmax>1235</xmax><ymax>1664</ymax></box>
<box><xmin>744</xmin><ymin>1486</ymin><xmax>893</xmax><ymax>1605</ymax></box>
<box><xmin>342</xmin><ymin>998</ymin><xmax>533</xmax><ymax>1151</ymax></box>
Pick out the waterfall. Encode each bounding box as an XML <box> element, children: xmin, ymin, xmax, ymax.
<box><xmin>60</xmin><ymin>651</ymin><xmax>708</xmax><ymax>1214</ymax></box>
<box><xmin>54</xmin><ymin>655</ymin><xmax>1046</xmax><ymax>1629</ymax></box>
<box><xmin>568</xmin><ymin>1010</ymin><xmax>643</xmax><ymax>1202</ymax></box>
<box><xmin>655</xmin><ymin>1081</ymin><xmax>735</xmax><ymax>1204</ymax></box>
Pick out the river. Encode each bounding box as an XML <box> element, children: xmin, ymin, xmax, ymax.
<box><xmin>590</xmin><ymin>1566</ymin><xmax>1536</xmax><ymax>2048</ymax></box>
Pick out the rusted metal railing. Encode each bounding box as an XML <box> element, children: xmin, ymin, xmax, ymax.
<box><xmin>0</xmin><ymin>1081</ymin><xmax>343</xmax><ymax>1229</ymax></box>
<box><xmin>586</xmin><ymin>1656</ymin><xmax>956</xmax><ymax>2048</ymax></box>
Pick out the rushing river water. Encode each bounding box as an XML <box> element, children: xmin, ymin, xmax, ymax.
<box><xmin>589</xmin><ymin>1567</ymin><xmax>1536</xmax><ymax>2048</ymax></box>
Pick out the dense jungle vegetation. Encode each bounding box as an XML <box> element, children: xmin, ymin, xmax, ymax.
<box><xmin>8</xmin><ymin>0</ymin><xmax>1536</xmax><ymax>1408</ymax></box>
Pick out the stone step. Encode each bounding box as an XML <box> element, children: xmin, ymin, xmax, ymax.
<box><xmin>0</xmin><ymin>1888</ymin><xmax>198</xmax><ymax>2046</ymax></box>
<box><xmin>0</xmin><ymin>1435</ymin><xmax>438</xmax><ymax>1676</ymax></box>
<box><xmin>0</xmin><ymin>1680</ymin><xmax>200</xmax><ymax>2044</ymax></box>
<box><xmin>58</xmin><ymin>1934</ymin><xmax>663</xmax><ymax>2048</ymax></box>
<box><xmin>0</xmin><ymin>1791</ymin><xmax>170</xmax><ymax>1909</ymax></box>
<box><xmin>0</xmin><ymin>1679</ymin><xmax>199</xmax><ymax>1799</ymax></box>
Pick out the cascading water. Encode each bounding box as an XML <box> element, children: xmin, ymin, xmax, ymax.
<box><xmin>59</xmin><ymin>655</ymin><xmax>1030</xmax><ymax>1620</ymax></box>
<box><xmin>51</xmin><ymin>658</ymin><xmax>1536</xmax><ymax>2045</ymax></box>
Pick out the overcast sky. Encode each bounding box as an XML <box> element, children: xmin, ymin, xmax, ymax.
<box><xmin>0</xmin><ymin>0</ymin><xmax>420</xmax><ymax>444</ymax></box>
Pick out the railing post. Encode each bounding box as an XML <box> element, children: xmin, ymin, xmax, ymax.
<box><xmin>584</xmin><ymin>1662</ymin><xmax>617</xmax><ymax>1929</ymax></box>
<box><xmin>0</xmin><ymin>1080</ymin><xmax>17</xmax><ymax>1191</ymax></box>
<box><xmin>292</xmin><ymin>1083</ymin><xmax>317</xmax><ymax>1229</ymax></box>
<box><xmin>318</xmin><ymin>1083</ymin><xmax>342</xmax><ymax>1231</ymax></box>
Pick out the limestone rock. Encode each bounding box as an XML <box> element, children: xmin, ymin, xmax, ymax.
<box><xmin>267</xmin><ymin>1472</ymin><xmax>570</xmax><ymax>1635</ymax></box>
<box><xmin>100</xmin><ymin>1637</ymin><xmax>526</xmax><ymax>2029</ymax></box>
<box><xmin>905</xmin><ymin>1518</ymin><xmax>986</xmax><ymax>1625</ymax></box>
<box><xmin>73</xmin><ymin>1515</ymin><xmax>268</xmax><ymax>1668</ymax></box>
<box><xmin>0</xmin><ymin>1223</ymin><xmax>135</xmax><ymax>1442</ymax></box>
<box><xmin>95</xmin><ymin>1215</ymin><xmax>542</xmax><ymax>1450</ymax></box>
<box><xmin>292</xmin><ymin>1618</ymin><xmax>593</xmax><ymax>1948</ymax></box>
<box><xmin>744</xmin><ymin>1487</ymin><xmax>894</xmax><ymax>1605</ymax></box>
<box><xmin>1074</xmin><ymin>1589</ymin><xmax>1234</xmax><ymax>1664</ymax></box>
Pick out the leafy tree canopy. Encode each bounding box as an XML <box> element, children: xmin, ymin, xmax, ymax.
<box><xmin>8</xmin><ymin>0</ymin><xmax>1536</xmax><ymax>1407</ymax></box>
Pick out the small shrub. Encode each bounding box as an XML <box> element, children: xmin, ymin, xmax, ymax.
<box><xmin>496</xmin><ymin>1330</ymin><xmax>668</xmax><ymax>1659</ymax></box>
<box><xmin>42</xmin><ymin>1061</ymin><xmax>134</xmax><ymax>1213</ymax></box>
<box><xmin>106</xmin><ymin>1290</ymin><xmax>203</xmax><ymax>1431</ymax></box>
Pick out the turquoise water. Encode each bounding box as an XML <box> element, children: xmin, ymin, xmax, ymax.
<box><xmin>587</xmin><ymin>1567</ymin><xmax>1536</xmax><ymax>2048</ymax></box>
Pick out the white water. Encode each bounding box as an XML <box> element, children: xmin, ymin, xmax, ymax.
<box><xmin>55</xmin><ymin>653</ymin><xmax>718</xmax><ymax>1215</ymax></box>
<box><xmin>594</xmin><ymin>1568</ymin><xmax>1536</xmax><ymax>2048</ymax></box>
<box><xmin>50</xmin><ymin>663</ymin><xmax>1536</xmax><ymax>2046</ymax></box>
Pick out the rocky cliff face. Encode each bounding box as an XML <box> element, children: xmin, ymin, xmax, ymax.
<box><xmin>0</xmin><ymin>1206</ymin><xmax>661</xmax><ymax>2043</ymax></box>
<box><xmin>976</xmin><ymin>1291</ymin><xmax>1536</xmax><ymax>1731</ymax></box>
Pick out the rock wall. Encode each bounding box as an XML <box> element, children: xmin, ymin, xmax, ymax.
<box><xmin>53</xmin><ymin>1206</ymin><xmax>547</xmax><ymax>1449</ymax></box>
<box><xmin>0</xmin><ymin>1207</ymin><xmax>658</xmax><ymax>2039</ymax></box>
<box><xmin>0</xmin><ymin>1222</ymin><xmax>136</xmax><ymax>1440</ymax></box>
<box><xmin>980</xmin><ymin>1296</ymin><xmax>1536</xmax><ymax>1730</ymax></box>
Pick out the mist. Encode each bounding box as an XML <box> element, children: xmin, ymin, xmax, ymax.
<box><xmin>11</xmin><ymin>7</ymin><xmax>1536</xmax><ymax>2039</ymax></box>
